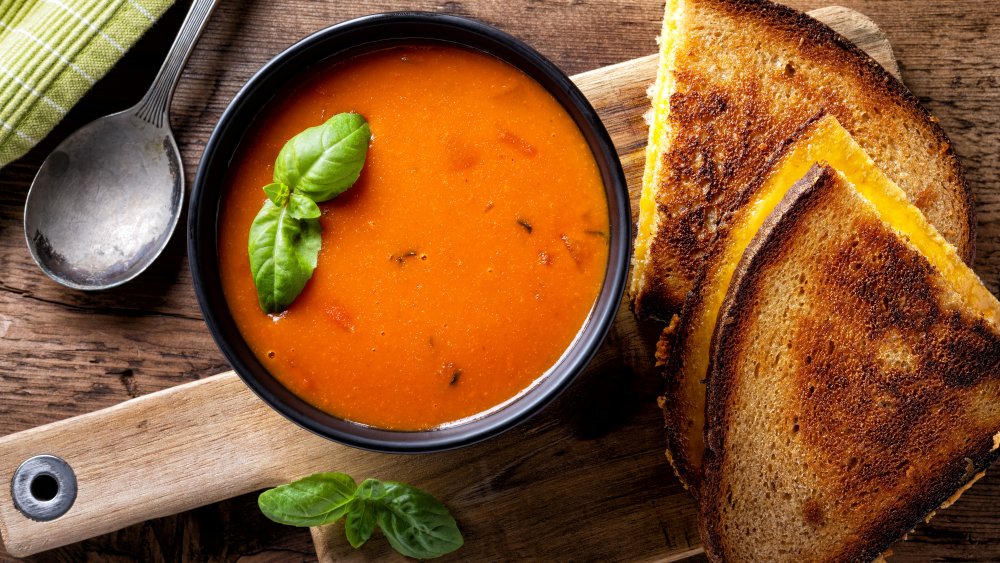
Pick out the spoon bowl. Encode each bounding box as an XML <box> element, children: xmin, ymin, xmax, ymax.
<box><xmin>24</xmin><ymin>109</ymin><xmax>183</xmax><ymax>290</ymax></box>
<box><xmin>22</xmin><ymin>0</ymin><xmax>217</xmax><ymax>290</ymax></box>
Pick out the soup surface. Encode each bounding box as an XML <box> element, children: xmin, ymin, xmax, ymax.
<box><xmin>219</xmin><ymin>44</ymin><xmax>609</xmax><ymax>430</ymax></box>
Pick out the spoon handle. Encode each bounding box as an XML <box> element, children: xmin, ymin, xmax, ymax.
<box><xmin>134</xmin><ymin>0</ymin><xmax>220</xmax><ymax>128</ymax></box>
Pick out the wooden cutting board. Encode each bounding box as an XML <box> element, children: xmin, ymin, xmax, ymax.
<box><xmin>0</xmin><ymin>7</ymin><xmax>945</xmax><ymax>561</ymax></box>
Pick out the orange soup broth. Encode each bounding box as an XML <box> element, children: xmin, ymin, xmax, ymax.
<box><xmin>219</xmin><ymin>44</ymin><xmax>609</xmax><ymax>430</ymax></box>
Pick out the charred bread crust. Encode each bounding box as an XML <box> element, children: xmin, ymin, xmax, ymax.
<box><xmin>633</xmin><ymin>281</ymin><xmax>683</xmax><ymax>324</ymax></box>
<box><xmin>658</xmin><ymin>113</ymin><xmax>828</xmax><ymax>495</ymax></box>
<box><xmin>704</xmin><ymin>0</ymin><xmax>974</xmax><ymax>262</ymax></box>
<box><xmin>660</xmin><ymin>303</ymin><xmax>700</xmax><ymax>492</ymax></box>
<box><xmin>699</xmin><ymin>165</ymin><xmax>833</xmax><ymax>561</ymax></box>
<box><xmin>655</xmin><ymin>315</ymin><xmax>680</xmax><ymax>368</ymax></box>
<box><xmin>832</xmin><ymin>441</ymin><xmax>998</xmax><ymax>562</ymax></box>
<box><xmin>700</xmin><ymin>165</ymin><xmax>996</xmax><ymax>561</ymax></box>
<box><xmin>634</xmin><ymin>0</ymin><xmax>974</xmax><ymax>322</ymax></box>
<box><xmin>659</xmin><ymin>309</ymin><xmax>699</xmax><ymax>493</ymax></box>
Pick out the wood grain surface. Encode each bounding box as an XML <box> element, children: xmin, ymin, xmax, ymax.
<box><xmin>0</xmin><ymin>0</ymin><xmax>997</xmax><ymax>561</ymax></box>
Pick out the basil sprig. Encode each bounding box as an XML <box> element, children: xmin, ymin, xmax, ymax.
<box><xmin>274</xmin><ymin>112</ymin><xmax>371</xmax><ymax>202</ymax></box>
<box><xmin>258</xmin><ymin>472</ymin><xmax>464</xmax><ymax>560</ymax></box>
<box><xmin>248</xmin><ymin>113</ymin><xmax>371</xmax><ymax>313</ymax></box>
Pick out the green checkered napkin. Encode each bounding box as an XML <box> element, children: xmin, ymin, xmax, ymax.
<box><xmin>0</xmin><ymin>0</ymin><xmax>174</xmax><ymax>168</ymax></box>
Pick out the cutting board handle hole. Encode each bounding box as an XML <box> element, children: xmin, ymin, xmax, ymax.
<box><xmin>30</xmin><ymin>473</ymin><xmax>59</xmax><ymax>501</ymax></box>
<box><xmin>10</xmin><ymin>454</ymin><xmax>77</xmax><ymax>522</ymax></box>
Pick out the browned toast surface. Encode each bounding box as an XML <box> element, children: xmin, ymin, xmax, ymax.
<box><xmin>700</xmin><ymin>165</ymin><xmax>1000</xmax><ymax>562</ymax></box>
<box><xmin>660</xmin><ymin>113</ymin><xmax>829</xmax><ymax>493</ymax></box>
<box><xmin>630</xmin><ymin>0</ymin><xmax>973</xmax><ymax>322</ymax></box>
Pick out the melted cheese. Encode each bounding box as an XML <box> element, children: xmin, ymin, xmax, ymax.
<box><xmin>685</xmin><ymin>115</ymin><xmax>999</xmax><ymax>468</ymax></box>
<box><xmin>631</xmin><ymin>0</ymin><xmax>683</xmax><ymax>300</ymax></box>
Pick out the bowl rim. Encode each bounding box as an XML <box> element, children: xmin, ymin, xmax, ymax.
<box><xmin>188</xmin><ymin>11</ymin><xmax>631</xmax><ymax>453</ymax></box>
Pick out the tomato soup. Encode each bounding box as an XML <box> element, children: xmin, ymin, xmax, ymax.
<box><xmin>218</xmin><ymin>44</ymin><xmax>609</xmax><ymax>430</ymax></box>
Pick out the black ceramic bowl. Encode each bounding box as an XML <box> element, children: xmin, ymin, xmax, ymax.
<box><xmin>189</xmin><ymin>12</ymin><xmax>630</xmax><ymax>453</ymax></box>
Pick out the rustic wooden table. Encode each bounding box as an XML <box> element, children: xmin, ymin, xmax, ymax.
<box><xmin>1</xmin><ymin>0</ymin><xmax>998</xmax><ymax>560</ymax></box>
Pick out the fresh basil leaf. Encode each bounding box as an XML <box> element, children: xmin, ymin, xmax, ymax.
<box><xmin>258</xmin><ymin>472</ymin><xmax>357</xmax><ymax>527</ymax></box>
<box><xmin>288</xmin><ymin>192</ymin><xmax>321</xmax><ymax>220</ymax></box>
<box><xmin>248</xmin><ymin>200</ymin><xmax>322</xmax><ymax>313</ymax></box>
<box><xmin>274</xmin><ymin>112</ymin><xmax>371</xmax><ymax>202</ymax></box>
<box><xmin>345</xmin><ymin>479</ymin><xmax>383</xmax><ymax>548</ymax></box>
<box><xmin>345</xmin><ymin>503</ymin><xmax>379</xmax><ymax>548</ymax></box>
<box><xmin>249</xmin><ymin>113</ymin><xmax>370</xmax><ymax>314</ymax></box>
<box><xmin>258</xmin><ymin>473</ymin><xmax>463</xmax><ymax>559</ymax></box>
<box><xmin>263</xmin><ymin>182</ymin><xmax>290</xmax><ymax>206</ymax></box>
<box><xmin>376</xmin><ymin>481</ymin><xmax>464</xmax><ymax>559</ymax></box>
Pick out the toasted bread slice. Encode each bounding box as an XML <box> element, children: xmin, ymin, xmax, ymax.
<box><xmin>699</xmin><ymin>164</ymin><xmax>1000</xmax><ymax>562</ymax></box>
<box><xmin>660</xmin><ymin>114</ymin><xmax>970</xmax><ymax>491</ymax></box>
<box><xmin>629</xmin><ymin>0</ymin><xmax>973</xmax><ymax>322</ymax></box>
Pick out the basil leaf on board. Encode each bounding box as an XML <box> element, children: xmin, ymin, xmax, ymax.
<box><xmin>287</xmin><ymin>192</ymin><xmax>321</xmax><ymax>220</ymax></box>
<box><xmin>248</xmin><ymin>200</ymin><xmax>322</xmax><ymax>314</ymax></box>
<box><xmin>377</xmin><ymin>481</ymin><xmax>464</xmax><ymax>559</ymax></box>
<box><xmin>273</xmin><ymin>112</ymin><xmax>371</xmax><ymax>202</ymax></box>
<box><xmin>258</xmin><ymin>472</ymin><xmax>357</xmax><ymax>527</ymax></box>
<box><xmin>345</xmin><ymin>479</ymin><xmax>383</xmax><ymax>548</ymax></box>
<box><xmin>258</xmin><ymin>473</ymin><xmax>463</xmax><ymax>559</ymax></box>
<box><xmin>262</xmin><ymin>182</ymin><xmax>290</xmax><ymax>206</ymax></box>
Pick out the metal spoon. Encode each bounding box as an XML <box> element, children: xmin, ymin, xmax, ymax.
<box><xmin>24</xmin><ymin>0</ymin><xmax>219</xmax><ymax>290</ymax></box>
